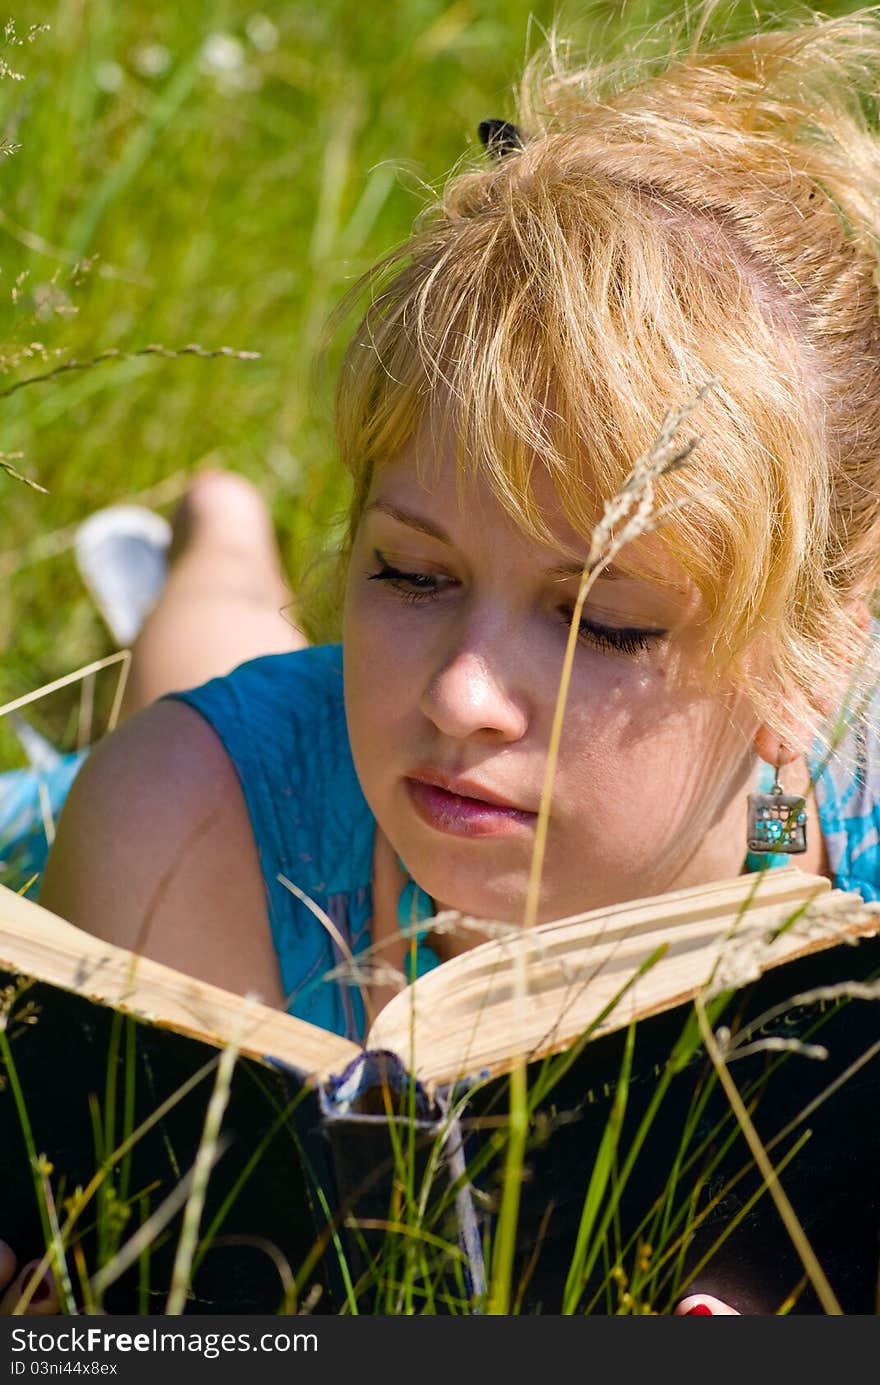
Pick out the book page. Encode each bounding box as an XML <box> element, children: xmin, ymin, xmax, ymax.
<box><xmin>369</xmin><ymin>867</ymin><xmax>880</xmax><ymax>1087</ymax></box>
<box><xmin>0</xmin><ymin>884</ymin><xmax>358</xmax><ymax>1083</ymax></box>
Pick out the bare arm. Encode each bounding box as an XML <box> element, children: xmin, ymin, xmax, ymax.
<box><xmin>39</xmin><ymin>700</ymin><xmax>286</xmax><ymax>1008</ymax></box>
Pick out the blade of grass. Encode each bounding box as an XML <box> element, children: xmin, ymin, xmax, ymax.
<box><xmin>65</xmin><ymin>58</ymin><xmax>200</xmax><ymax>259</ymax></box>
<box><xmin>562</xmin><ymin>1022</ymin><xmax>636</xmax><ymax>1312</ymax></box>
<box><xmin>694</xmin><ymin>995</ymin><xmax>842</xmax><ymax>1314</ymax></box>
<box><xmin>164</xmin><ymin>1018</ymin><xmax>246</xmax><ymax>1314</ymax></box>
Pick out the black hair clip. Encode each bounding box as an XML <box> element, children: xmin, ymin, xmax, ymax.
<box><xmin>478</xmin><ymin>119</ymin><xmax>525</xmax><ymax>160</ymax></box>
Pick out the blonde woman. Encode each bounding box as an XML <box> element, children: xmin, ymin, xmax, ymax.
<box><xmin>14</xmin><ymin>8</ymin><xmax>880</xmax><ymax>1313</ymax></box>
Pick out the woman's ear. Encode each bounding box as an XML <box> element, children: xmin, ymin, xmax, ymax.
<box><xmin>752</xmin><ymin>598</ymin><xmax>873</xmax><ymax>767</ymax></box>
<box><xmin>752</xmin><ymin>723</ymin><xmax>801</xmax><ymax>769</ymax></box>
<box><xmin>847</xmin><ymin>596</ymin><xmax>872</xmax><ymax>638</ymax></box>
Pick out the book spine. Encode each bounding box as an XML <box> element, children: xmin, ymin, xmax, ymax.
<box><xmin>318</xmin><ymin>1049</ymin><xmax>487</xmax><ymax>1310</ymax></box>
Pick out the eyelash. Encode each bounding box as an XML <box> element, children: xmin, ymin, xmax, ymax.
<box><xmin>365</xmin><ymin>559</ymin><xmax>661</xmax><ymax>656</ymax></box>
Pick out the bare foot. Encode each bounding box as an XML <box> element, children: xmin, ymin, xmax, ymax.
<box><xmin>168</xmin><ymin>468</ymin><xmax>288</xmax><ymax>592</ymax></box>
<box><xmin>119</xmin><ymin>468</ymin><xmax>307</xmax><ymax>719</ymax></box>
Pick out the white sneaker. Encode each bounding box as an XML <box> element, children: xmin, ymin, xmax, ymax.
<box><xmin>7</xmin><ymin>711</ymin><xmax>62</xmax><ymax>772</ymax></box>
<box><xmin>74</xmin><ymin>504</ymin><xmax>172</xmax><ymax>648</ymax></box>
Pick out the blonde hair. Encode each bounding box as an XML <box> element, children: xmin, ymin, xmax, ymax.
<box><xmin>329</xmin><ymin>7</ymin><xmax>880</xmax><ymax>765</ymax></box>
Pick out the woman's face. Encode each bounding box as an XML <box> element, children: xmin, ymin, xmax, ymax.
<box><xmin>343</xmin><ymin>427</ymin><xmax>763</xmax><ymax>924</ymax></box>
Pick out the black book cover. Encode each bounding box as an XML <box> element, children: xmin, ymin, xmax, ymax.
<box><xmin>3</xmin><ymin>928</ymin><xmax>879</xmax><ymax>1316</ymax></box>
<box><xmin>0</xmin><ymin>970</ymin><xmax>337</xmax><ymax>1315</ymax></box>
<box><xmin>456</xmin><ymin>931</ymin><xmax>880</xmax><ymax>1314</ymax></box>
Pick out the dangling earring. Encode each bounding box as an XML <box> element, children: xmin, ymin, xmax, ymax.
<box><xmin>746</xmin><ymin>749</ymin><xmax>808</xmax><ymax>856</ymax></box>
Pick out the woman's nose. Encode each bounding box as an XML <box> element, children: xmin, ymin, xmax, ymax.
<box><xmin>418</xmin><ymin>642</ymin><xmax>529</xmax><ymax>742</ymax></box>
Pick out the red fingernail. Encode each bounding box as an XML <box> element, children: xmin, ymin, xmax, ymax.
<box><xmin>684</xmin><ymin>1304</ymin><xmax>713</xmax><ymax>1315</ymax></box>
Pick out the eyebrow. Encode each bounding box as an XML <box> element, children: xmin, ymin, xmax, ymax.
<box><xmin>363</xmin><ymin>499</ymin><xmax>623</xmax><ymax>581</ymax></box>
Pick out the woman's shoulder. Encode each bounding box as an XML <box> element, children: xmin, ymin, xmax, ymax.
<box><xmin>39</xmin><ymin>698</ymin><xmax>286</xmax><ymax>1004</ymax></box>
<box><xmin>162</xmin><ymin>644</ymin><xmax>377</xmax><ymax>1037</ymax></box>
<box><xmin>164</xmin><ymin>642</ymin><xmax>374</xmax><ymax>894</ymax></box>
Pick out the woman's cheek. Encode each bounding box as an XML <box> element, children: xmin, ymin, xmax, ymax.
<box><xmin>346</xmin><ymin>590</ymin><xmax>401</xmax><ymax>671</ymax></box>
<box><xmin>350</xmin><ymin>585</ymin><xmax>424</xmax><ymax>647</ymax></box>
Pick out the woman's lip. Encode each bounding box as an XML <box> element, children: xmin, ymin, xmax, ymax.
<box><xmin>405</xmin><ymin>777</ymin><xmax>536</xmax><ymax>838</ymax></box>
<box><xmin>407</xmin><ymin>770</ymin><xmax>527</xmax><ymax>810</ymax></box>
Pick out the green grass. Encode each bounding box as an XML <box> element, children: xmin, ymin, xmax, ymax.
<box><xmin>0</xmin><ymin>0</ymin><xmax>570</xmax><ymax>751</ymax></box>
<box><xmin>0</xmin><ymin>0</ymin><xmax>867</xmax><ymax>754</ymax></box>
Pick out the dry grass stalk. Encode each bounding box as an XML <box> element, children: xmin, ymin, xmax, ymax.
<box><xmin>695</xmin><ymin>996</ymin><xmax>843</xmax><ymax>1315</ymax></box>
<box><xmin>164</xmin><ymin>1003</ymin><xmax>253</xmax><ymax>1315</ymax></box>
<box><xmin>523</xmin><ymin>379</ymin><xmax>718</xmax><ymax>936</ymax></box>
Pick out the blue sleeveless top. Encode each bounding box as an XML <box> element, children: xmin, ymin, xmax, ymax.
<box><xmin>4</xmin><ymin>636</ymin><xmax>880</xmax><ymax>1042</ymax></box>
<box><xmin>169</xmin><ymin>645</ymin><xmax>376</xmax><ymax>1043</ymax></box>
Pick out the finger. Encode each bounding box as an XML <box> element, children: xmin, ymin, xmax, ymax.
<box><xmin>675</xmin><ymin>1293</ymin><xmax>741</xmax><ymax>1316</ymax></box>
<box><xmin>0</xmin><ymin>1260</ymin><xmax>59</xmax><ymax>1316</ymax></box>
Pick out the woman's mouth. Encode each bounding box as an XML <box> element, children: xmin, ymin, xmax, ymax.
<box><xmin>405</xmin><ymin>777</ymin><xmax>537</xmax><ymax>838</ymax></box>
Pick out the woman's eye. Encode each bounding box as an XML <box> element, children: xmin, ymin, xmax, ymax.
<box><xmin>366</xmin><ymin>557</ymin><xmax>664</xmax><ymax>654</ymax></box>
<box><xmin>366</xmin><ymin>559</ymin><xmax>446</xmax><ymax>602</ymax></box>
<box><xmin>559</xmin><ymin>606</ymin><xmax>665</xmax><ymax>655</ymax></box>
<box><xmin>574</xmin><ymin>619</ymin><xmax>661</xmax><ymax>656</ymax></box>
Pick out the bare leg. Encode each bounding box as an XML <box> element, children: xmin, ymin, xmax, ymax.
<box><xmin>119</xmin><ymin>470</ymin><xmax>308</xmax><ymax>721</ymax></box>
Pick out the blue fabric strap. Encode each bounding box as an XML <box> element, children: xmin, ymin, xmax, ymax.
<box><xmin>396</xmin><ymin>856</ymin><xmax>441</xmax><ymax>981</ymax></box>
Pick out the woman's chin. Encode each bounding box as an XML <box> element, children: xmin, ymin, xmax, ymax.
<box><xmin>425</xmin><ymin>878</ymin><xmax>565</xmax><ymax>928</ymax></box>
<box><xmin>397</xmin><ymin>834</ymin><xmax>618</xmax><ymax>924</ymax></box>
<box><xmin>416</xmin><ymin>875</ymin><xmax>521</xmax><ymax>925</ymax></box>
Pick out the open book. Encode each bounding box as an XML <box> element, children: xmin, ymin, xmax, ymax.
<box><xmin>2</xmin><ymin>866</ymin><xmax>879</xmax><ymax>1315</ymax></box>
